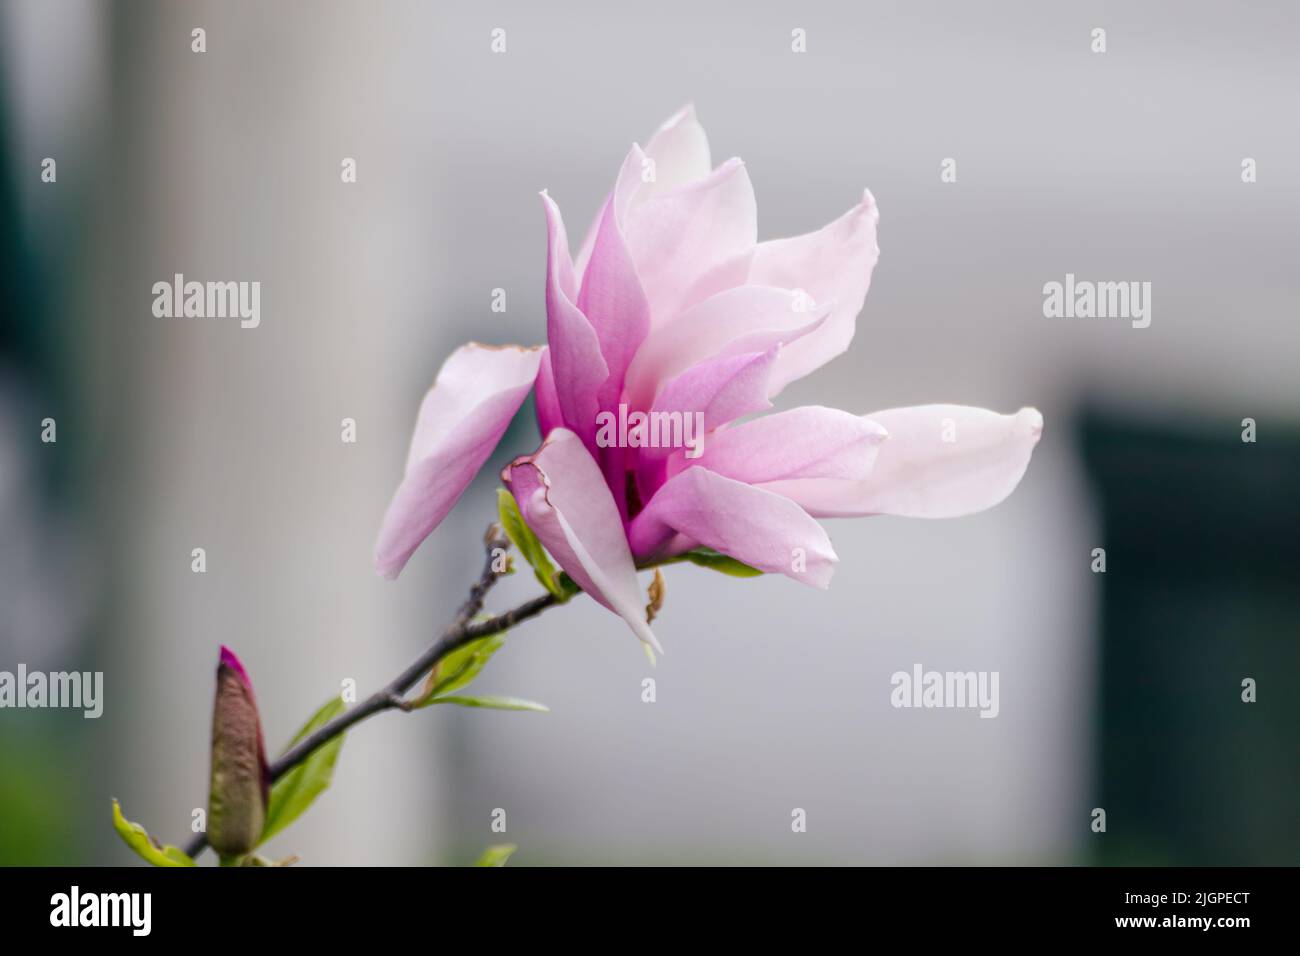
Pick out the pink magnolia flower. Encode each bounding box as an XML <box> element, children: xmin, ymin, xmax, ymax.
<box><xmin>376</xmin><ymin>106</ymin><xmax>1042</xmax><ymax>650</ymax></box>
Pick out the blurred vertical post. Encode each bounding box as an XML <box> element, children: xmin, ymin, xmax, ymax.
<box><xmin>86</xmin><ymin>0</ymin><xmax>448</xmax><ymax>863</ymax></box>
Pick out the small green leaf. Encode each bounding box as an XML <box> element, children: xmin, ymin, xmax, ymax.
<box><xmin>260</xmin><ymin>697</ymin><xmax>347</xmax><ymax>844</ymax></box>
<box><xmin>111</xmin><ymin>799</ymin><xmax>196</xmax><ymax>867</ymax></box>
<box><xmin>474</xmin><ymin>843</ymin><xmax>518</xmax><ymax>867</ymax></box>
<box><xmin>436</xmin><ymin>640</ymin><xmax>499</xmax><ymax>693</ymax></box>
<box><xmin>421</xmin><ymin>632</ymin><xmax>507</xmax><ymax>703</ymax></box>
<box><xmin>499</xmin><ymin>489</ymin><xmax>567</xmax><ymax>598</ymax></box>
<box><xmin>430</xmin><ymin>695</ymin><xmax>549</xmax><ymax>712</ymax></box>
<box><xmin>682</xmin><ymin>548</ymin><xmax>763</xmax><ymax>578</ymax></box>
<box><xmin>555</xmin><ymin>571</ymin><xmax>583</xmax><ymax>600</ymax></box>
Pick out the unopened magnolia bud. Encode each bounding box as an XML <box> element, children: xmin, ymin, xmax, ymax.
<box><xmin>207</xmin><ymin>646</ymin><xmax>269</xmax><ymax>857</ymax></box>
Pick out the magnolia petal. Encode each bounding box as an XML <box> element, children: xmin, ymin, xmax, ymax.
<box><xmin>638</xmin><ymin>347</ymin><xmax>779</xmax><ymax>466</ymax></box>
<box><xmin>542</xmin><ymin>192</ymin><xmax>607</xmax><ymax>448</ymax></box>
<box><xmin>503</xmin><ymin>429</ymin><xmax>661</xmax><ymax>651</ymax></box>
<box><xmin>623</xmin><ymin>285</ymin><xmax>832</xmax><ymax>411</ymax></box>
<box><xmin>577</xmin><ymin>147</ymin><xmax>653</xmax><ymax>409</ymax></box>
<box><xmin>629</xmin><ymin>467</ymin><xmax>837</xmax><ymax>588</ymax></box>
<box><xmin>761</xmin><ymin>405</ymin><xmax>1043</xmax><ymax>518</ymax></box>
<box><xmin>749</xmin><ymin>190</ymin><xmax>881</xmax><ymax>396</ymax></box>
<box><xmin>687</xmin><ymin>405</ymin><xmax>888</xmax><ymax>484</ymax></box>
<box><xmin>374</xmin><ymin>343</ymin><xmax>544</xmax><ymax>579</ymax></box>
<box><xmin>625</xmin><ymin>157</ymin><xmax>757</xmax><ymax>328</ymax></box>
<box><xmin>573</xmin><ymin>104</ymin><xmax>712</xmax><ymax>281</ymax></box>
<box><xmin>641</xmin><ymin>103</ymin><xmax>712</xmax><ymax>195</ymax></box>
<box><xmin>533</xmin><ymin>347</ymin><xmax>563</xmax><ymax>439</ymax></box>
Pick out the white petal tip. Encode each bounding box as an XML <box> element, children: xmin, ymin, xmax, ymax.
<box><xmin>805</xmin><ymin>552</ymin><xmax>838</xmax><ymax>590</ymax></box>
<box><xmin>671</xmin><ymin>102</ymin><xmax>697</xmax><ymax>123</ymax></box>
<box><xmin>639</xmin><ymin>629</ymin><xmax>664</xmax><ymax>656</ymax></box>
<box><xmin>859</xmin><ymin>189</ymin><xmax>880</xmax><ymax>220</ymax></box>
<box><xmin>1017</xmin><ymin>407</ymin><xmax>1045</xmax><ymax>440</ymax></box>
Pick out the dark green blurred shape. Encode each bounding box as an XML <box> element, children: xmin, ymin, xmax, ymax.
<box><xmin>1083</xmin><ymin>409</ymin><xmax>1300</xmax><ymax>865</ymax></box>
<box><xmin>0</xmin><ymin>731</ymin><xmax>80</xmax><ymax>864</ymax></box>
<box><xmin>0</xmin><ymin>54</ymin><xmax>84</xmax><ymax>867</ymax></box>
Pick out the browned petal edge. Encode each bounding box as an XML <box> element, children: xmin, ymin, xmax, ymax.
<box><xmin>463</xmin><ymin>341</ymin><xmax>545</xmax><ymax>353</ymax></box>
<box><xmin>498</xmin><ymin>427</ymin><xmax>569</xmax><ymax>487</ymax></box>
<box><xmin>420</xmin><ymin>340</ymin><xmax>545</xmax><ymax>397</ymax></box>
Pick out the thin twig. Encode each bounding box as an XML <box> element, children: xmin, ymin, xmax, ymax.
<box><xmin>183</xmin><ymin>528</ymin><xmax>565</xmax><ymax>859</ymax></box>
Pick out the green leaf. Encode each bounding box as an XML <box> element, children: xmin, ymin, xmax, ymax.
<box><xmin>474</xmin><ymin>843</ymin><xmax>518</xmax><ymax>867</ymax></box>
<box><xmin>682</xmin><ymin>548</ymin><xmax>764</xmax><ymax>578</ymax></box>
<box><xmin>499</xmin><ymin>488</ymin><xmax>567</xmax><ymax>598</ymax></box>
<box><xmin>412</xmin><ymin>631</ymin><xmax>507</xmax><ymax>706</ymax></box>
<box><xmin>260</xmin><ymin>696</ymin><xmax>347</xmax><ymax>844</ymax></box>
<box><xmin>111</xmin><ymin>799</ymin><xmax>196</xmax><ymax>867</ymax></box>
<box><xmin>430</xmin><ymin>695</ymin><xmax>549</xmax><ymax>713</ymax></box>
<box><xmin>437</xmin><ymin>631</ymin><xmax>505</xmax><ymax>696</ymax></box>
<box><xmin>554</xmin><ymin>571</ymin><xmax>583</xmax><ymax>600</ymax></box>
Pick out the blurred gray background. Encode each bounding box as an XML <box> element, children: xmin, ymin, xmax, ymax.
<box><xmin>1</xmin><ymin>0</ymin><xmax>1296</xmax><ymax>865</ymax></box>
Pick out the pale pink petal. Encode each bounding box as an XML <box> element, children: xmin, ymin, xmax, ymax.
<box><xmin>749</xmin><ymin>190</ymin><xmax>881</xmax><ymax>395</ymax></box>
<box><xmin>637</xmin><ymin>347</ymin><xmax>780</xmax><ymax>465</ymax></box>
<box><xmin>640</xmin><ymin>103</ymin><xmax>713</xmax><ymax>195</ymax></box>
<box><xmin>684</xmin><ymin>405</ymin><xmax>888</xmax><ymax>484</ymax></box>
<box><xmin>629</xmin><ymin>467</ymin><xmax>838</xmax><ymax>588</ymax></box>
<box><xmin>542</xmin><ymin>192</ymin><xmax>607</xmax><ymax>449</ymax></box>
<box><xmin>375</xmin><ymin>343</ymin><xmax>544</xmax><ymax>579</ymax></box>
<box><xmin>533</xmin><ymin>347</ymin><xmax>563</xmax><ymax>438</ymax></box>
<box><xmin>622</xmin><ymin>285</ymin><xmax>832</xmax><ymax>411</ymax></box>
<box><xmin>576</xmin><ymin>147</ymin><xmax>652</xmax><ymax>408</ymax></box>
<box><xmin>572</xmin><ymin>205</ymin><xmax>604</xmax><ymax>290</ymax></box>
<box><xmin>573</xmin><ymin>104</ymin><xmax>713</xmax><ymax>281</ymax></box>
<box><xmin>625</xmin><ymin>158</ymin><xmax>757</xmax><ymax>327</ymax></box>
<box><xmin>503</xmin><ymin>429</ymin><xmax>661</xmax><ymax>651</ymax></box>
<box><xmin>760</xmin><ymin>405</ymin><xmax>1043</xmax><ymax>518</ymax></box>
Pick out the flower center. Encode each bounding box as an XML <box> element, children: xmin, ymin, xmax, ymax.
<box><xmin>624</xmin><ymin>468</ymin><xmax>645</xmax><ymax>521</ymax></box>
